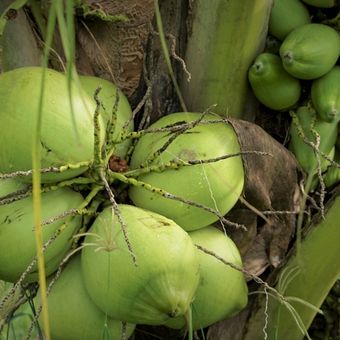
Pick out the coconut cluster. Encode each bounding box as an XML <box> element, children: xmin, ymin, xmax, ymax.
<box><xmin>0</xmin><ymin>67</ymin><xmax>248</xmax><ymax>339</ymax></box>
<box><xmin>248</xmin><ymin>0</ymin><xmax>340</xmax><ymax>189</ymax></box>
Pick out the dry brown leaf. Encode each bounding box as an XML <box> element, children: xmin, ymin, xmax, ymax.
<box><xmin>226</xmin><ymin>119</ymin><xmax>302</xmax><ymax>272</ymax></box>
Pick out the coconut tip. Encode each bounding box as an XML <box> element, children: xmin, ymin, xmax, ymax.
<box><xmin>282</xmin><ymin>50</ymin><xmax>294</xmax><ymax>65</ymax></box>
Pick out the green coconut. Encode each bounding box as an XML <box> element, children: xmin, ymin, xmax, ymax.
<box><xmin>289</xmin><ymin>106</ymin><xmax>338</xmax><ymax>174</ymax></box>
<box><xmin>0</xmin><ymin>67</ymin><xmax>105</xmax><ymax>183</ymax></box>
<box><xmin>248</xmin><ymin>53</ymin><xmax>301</xmax><ymax>110</ymax></box>
<box><xmin>324</xmin><ymin>149</ymin><xmax>340</xmax><ymax>188</ymax></box>
<box><xmin>311</xmin><ymin>66</ymin><xmax>340</xmax><ymax>123</ymax></box>
<box><xmin>280</xmin><ymin>24</ymin><xmax>340</xmax><ymax>80</ymax></box>
<box><xmin>0</xmin><ymin>178</ymin><xmax>29</xmax><ymax>198</ymax></box>
<box><xmin>37</xmin><ymin>255</ymin><xmax>135</xmax><ymax>340</ymax></box>
<box><xmin>165</xmin><ymin>226</ymin><xmax>248</xmax><ymax>330</ymax></box>
<box><xmin>81</xmin><ymin>204</ymin><xmax>200</xmax><ymax>325</ymax></box>
<box><xmin>79</xmin><ymin>75</ymin><xmax>134</xmax><ymax>158</ymax></box>
<box><xmin>269</xmin><ymin>0</ymin><xmax>311</xmax><ymax>41</ymax></box>
<box><xmin>128</xmin><ymin>112</ymin><xmax>244</xmax><ymax>231</ymax></box>
<box><xmin>0</xmin><ymin>181</ymin><xmax>83</xmax><ymax>282</ymax></box>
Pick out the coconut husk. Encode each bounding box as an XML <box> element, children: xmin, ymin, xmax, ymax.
<box><xmin>224</xmin><ymin>119</ymin><xmax>302</xmax><ymax>275</ymax></box>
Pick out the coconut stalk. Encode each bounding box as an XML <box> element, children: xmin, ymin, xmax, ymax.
<box><xmin>181</xmin><ymin>0</ymin><xmax>273</xmax><ymax>120</ymax></box>
<box><xmin>243</xmin><ymin>187</ymin><xmax>340</xmax><ymax>340</ymax></box>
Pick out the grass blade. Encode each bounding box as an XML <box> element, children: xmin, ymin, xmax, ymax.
<box><xmin>31</xmin><ymin>2</ymin><xmax>58</xmax><ymax>339</ymax></box>
<box><xmin>154</xmin><ymin>0</ymin><xmax>188</xmax><ymax>112</ymax></box>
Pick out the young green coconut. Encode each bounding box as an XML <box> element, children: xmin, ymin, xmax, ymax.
<box><xmin>280</xmin><ymin>24</ymin><xmax>340</xmax><ymax>80</ymax></box>
<box><xmin>0</xmin><ymin>67</ymin><xmax>101</xmax><ymax>182</ymax></box>
<box><xmin>0</xmin><ymin>179</ymin><xmax>83</xmax><ymax>282</ymax></box>
<box><xmin>165</xmin><ymin>226</ymin><xmax>248</xmax><ymax>330</ymax></box>
<box><xmin>289</xmin><ymin>106</ymin><xmax>338</xmax><ymax>175</ymax></box>
<box><xmin>248</xmin><ymin>53</ymin><xmax>301</xmax><ymax>110</ymax></box>
<box><xmin>0</xmin><ymin>67</ymin><xmax>133</xmax><ymax>183</ymax></box>
<box><xmin>268</xmin><ymin>0</ymin><xmax>311</xmax><ymax>41</ymax></box>
<box><xmin>323</xmin><ymin>148</ymin><xmax>340</xmax><ymax>188</ymax></box>
<box><xmin>128</xmin><ymin>112</ymin><xmax>244</xmax><ymax>231</ymax></box>
<box><xmin>311</xmin><ymin>66</ymin><xmax>340</xmax><ymax>123</ymax></box>
<box><xmin>37</xmin><ymin>255</ymin><xmax>135</xmax><ymax>340</ymax></box>
<box><xmin>81</xmin><ymin>204</ymin><xmax>200</xmax><ymax>325</ymax></box>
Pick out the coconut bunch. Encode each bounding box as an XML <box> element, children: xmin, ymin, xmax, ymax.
<box><xmin>0</xmin><ymin>67</ymin><xmax>249</xmax><ymax>338</ymax></box>
<box><xmin>247</xmin><ymin>0</ymin><xmax>340</xmax><ymax>189</ymax></box>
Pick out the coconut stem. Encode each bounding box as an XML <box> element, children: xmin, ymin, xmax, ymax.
<box><xmin>254</xmin><ymin>61</ymin><xmax>264</xmax><ymax>74</ymax></box>
<box><xmin>283</xmin><ymin>51</ymin><xmax>294</xmax><ymax>64</ymax></box>
<box><xmin>185</xmin><ymin>305</ymin><xmax>193</xmax><ymax>340</ymax></box>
